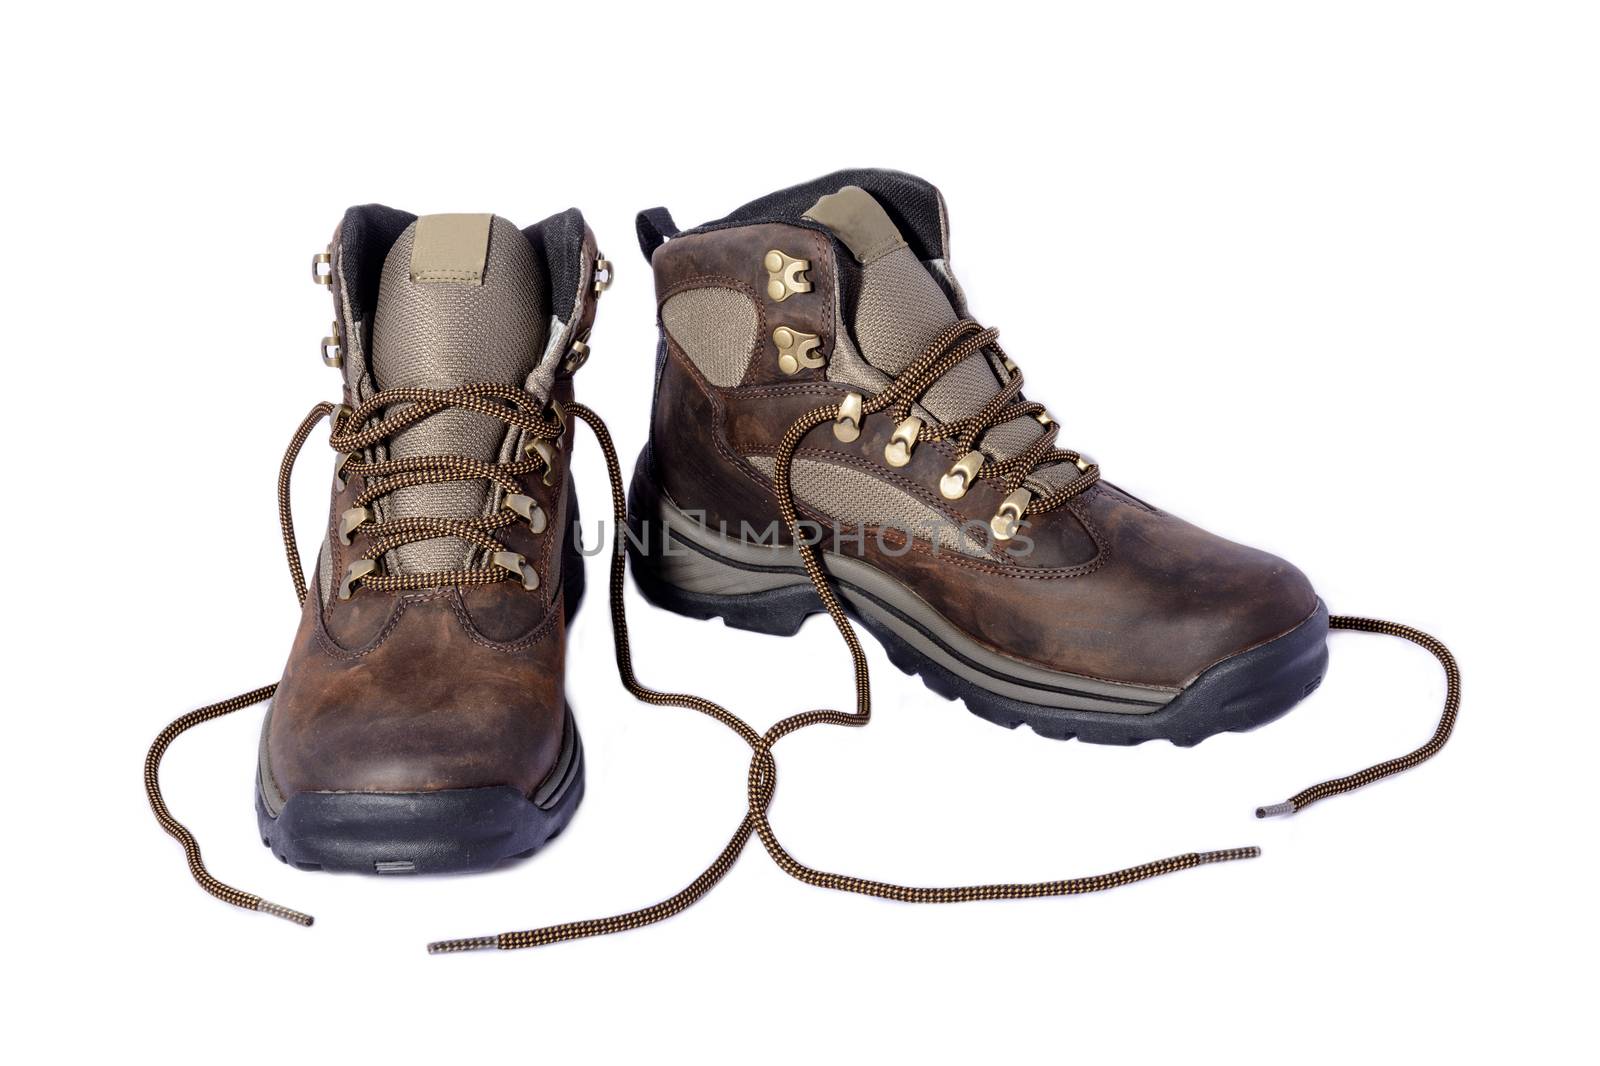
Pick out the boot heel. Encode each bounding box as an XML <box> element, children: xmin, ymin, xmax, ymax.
<box><xmin>625</xmin><ymin>449</ymin><xmax>821</xmax><ymax>637</ymax></box>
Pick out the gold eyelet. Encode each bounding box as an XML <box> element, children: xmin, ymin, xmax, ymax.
<box><xmin>338</xmin><ymin>506</ymin><xmax>371</xmax><ymax>545</ymax></box>
<box><xmin>990</xmin><ymin>488</ymin><xmax>1032</xmax><ymax>542</ymax></box>
<box><xmin>329</xmin><ymin>404</ymin><xmax>357</xmax><ymax>489</ymax></box>
<box><xmin>593</xmin><ymin>256</ymin><xmax>613</xmax><ymax>294</ymax></box>
<box><xmin>1074</xmin><ymin>452</ymin><xmax>1095</xmax><ymax>473</ymax></box>
<box><xmin>525</xmin><ymin>438</ymin><xmax>558</xmax><ymax>485</ymax></box>
<box><xmin>312</xmin><ymin>249</ymin><xmax>332</xmax><ymax>286</ymax></box>
<box><xmin>774</xmin><ymin>326</ymin><xmax>824</xmax><ymax>375</ymax></box>
<box><xmin>338</xmin><ymin>558</ymin><xmax>377</xmax><ymax>600</ymax></box>
<box><xmin>1035</xmin><ymin>410</ymin><xmax>1055</xmax><ymax>427</ymax></box>
<box><xmin>491</xmin><ymin>550</ymin><xmax>541</xmax><ymax>591</ymax></box>
<box><xmin>333</xmin><ymin>451</ymin><xmax>358</xmax><ymax>492</ymax></box>
<box><xmin>764</xmin><ymin>249</ymin><xmax>813</xmax><ymax>302</ymax></box>
<box><xmin>562</xmin><ymin>339</ymin><xmax>590</xmax><ymax>375</ymax></box>
<box><xmin>320</xmin><ymin>322</ymin><xmax>343</xmax><ymax>368</ymax></box>
<box><xmin>504</xmin><ymin>493</ymin><xmax>547</xmax><ymax>534</ymax></box>
<box><xmin>884</xmin><ymin>416</ymin><xmax>922</xmax><ymax>467</ymax></box>
<box><xmin>939</xmin><ymin>451</ymin><xmax>984</xmax><ymax>500</ymax></box>
<box><xmin>833</xmin><ymin>392</ymin><xmax>863</xmax><ymax>442</ymax></box>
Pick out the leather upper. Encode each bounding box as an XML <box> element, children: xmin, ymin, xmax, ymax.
<box><xmin>645</xmin><ymin>216</ymin><xmax>1319</xmax><ymax>690</ymax></box>
<box><xmin>266</xmin><ymin>207</ymin><xmax>600</xmax><ymax>802</ymax></box>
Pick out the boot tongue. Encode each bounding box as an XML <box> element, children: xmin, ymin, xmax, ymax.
<box><xmin>804</xmin><ymin>187</ymin><xmax>1049</xmax><ymax>468</ymax></box>
<box><xmin>370</xmin><ymin>214</ymin><xmax>549</xmax><ymax>574</ymax></box>
<box><xmin>804</xmin><ymin>186</ymin><xmax>961</xmax><ymax>377</ymax></box>
<box><xmin>372</xmin><ymin>213</ymin><xmax>547</xmax><ymax>393</ymax></box>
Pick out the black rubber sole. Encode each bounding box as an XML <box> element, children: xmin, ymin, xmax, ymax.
<box><xmin>255</xmin><ymin>487</ymin><xmax>589</xmax><ymax>875</ymax></box>
<box><xmin>626</xmin><ymin>476</ymin><xmax>1329</xmax><ymax>747</ymax></box>
<box><xmin>256</xmin><ymin>733</ymin><xmax>585</xmax><ymax>874</ymax></box>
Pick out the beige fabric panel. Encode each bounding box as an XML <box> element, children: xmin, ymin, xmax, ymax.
<box><xmin>746</xmin><ymin>455</ymin><xmax>986</xmax><ymax>556</ymax></box>
<box><xmin>410</xmin><ymin>213</ymin><xmax>492</xmax><ymax>284</ymax></box>
<box><xmin>801</xmin><ymin>185</ymin><xmax>1082</xmax><ymax>491</ymax></box>
<box><xmin>370</xmin><ymin>216</ymin><xmax>548</xmax><ymax>573</ymax></box>
<box><xmin>857</xmin><ymin>244</ymin><xmax>1046</xmax><ymax>451</ymax></box>
<box><xmin>822</xmin><ymin>305</ymin><xmax>894</xmax><ymax>397</ymax></box>
<box><xmin>803</xmin><ymin>185</ymin><xmax>908</xmax><ymax>264</ymax></box>
<box><xmin>662</xmin><ymin>286</ymin><xmax>761</xmax><ymax>387</ymax></box>
<box><xmin>317</xmin><ymin>538</ymin><xmax>333</xmax><ymax>606</ymax></box>
<box><xmin>854</xmin><ymin>245</ymin><xmax>969</xmax><ymax>374</ymax></box>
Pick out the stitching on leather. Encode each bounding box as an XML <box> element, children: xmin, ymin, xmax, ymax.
<box><xmin>871</xmin><ymin>521</ymin><xmax>1107</xmax><ymax>580</ymax></box>
<box><xmin>1096</xmin><ymin>482</ymin><xmax>1161</xmax><ymax>515</ymax></box>
<box><xmin>448</xmin><ymin>586</ymin><xmax>560</xmax><ymax>652</ymax></box>
<box><xmin>531</xmin><ymin>457</ymin><xmax>563</xmax><ymax>587</ymax></box>
<box><xmin>732</xmin><ymin>382</ymin><xmax>850</xmax><ymax>400</ymax></box>
<box><xmin>313</xmin><ymin>594</ymin><xmax>413</xmax><ymax>660</ymax></box>
<box><xmin>659</xmin><ymin>274</ymin><xmax>760</xmax><ymax>308</ymax></box>
<box><xmin>667</xmin><ymin>344</ymin><xmax>787</xmax><ymax>506</ymax></box>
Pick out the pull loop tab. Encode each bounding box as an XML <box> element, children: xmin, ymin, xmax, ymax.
<box><xmin>635</xmin><ymin>206</ymin><xmax>679</xmax><ymax>261</ymax></box>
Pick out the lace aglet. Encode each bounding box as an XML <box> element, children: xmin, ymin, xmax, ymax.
<box><xmin>1196</xmin><ymin>846</ymin><xmax>1262</xmax><ymax>864</ymax></box>
<box><xmin>427</xmin><ymin>935</ymin><xmax>499</xmax><ymax>955</ymax></box>
<box><xmin>257</xmin><ymin>899</ymin><xmax>314</xmax><ymax>926</ymax></box>
<box><xmin>1255</xmin><ymin>801</ymin><xmax>1296</xmax><ymax>819</ymax></box>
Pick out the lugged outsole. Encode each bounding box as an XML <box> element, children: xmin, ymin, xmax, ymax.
<box><xmin>626</xmin><ymin>467</ymin><xmax>1329</xmax><ymax>747</ymax></box>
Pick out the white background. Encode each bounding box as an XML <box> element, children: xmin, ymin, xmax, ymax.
<box><xmin>6</xmin><ymin>2</ymin><xmax>1595</xmax><ymax>1061</ymax></box>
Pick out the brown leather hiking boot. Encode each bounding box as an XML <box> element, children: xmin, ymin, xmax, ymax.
<box><xmin>246</xmin><ymin>206</ymin><xmax>607</xmax><ymax>874</ymax></box>
<box><xmin>414</xmin><ymin>172</ymin><xmax>1449</xmax><ymax>956</ymax></box>
<box><xmin>627</xmin><ymin>170</ymin><xmax>1329</xmax><ymax>747</ymax></box>
<box><xmin>143</xmin><ymin>183</ymin><xmax>1457</xmax><ymax>948</ymax></box>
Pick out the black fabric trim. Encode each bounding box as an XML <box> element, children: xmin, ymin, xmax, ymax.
<box><xmin>635</xmin><ymin>207</ymin><xmax>679</xmax><ymax>262</ymax></box>
<box><xmin>525</xmin><ymin>208</ymin><xmax>586</xmax><ymax>322</ymax></box>
<box><xmin>337</xmin><ymin>204</ymin><xmax>416</xmax><ymax>323</ymax></box>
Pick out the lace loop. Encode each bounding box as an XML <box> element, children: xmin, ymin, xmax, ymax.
<box><xmin>146</xmin><ymin>386</ymin><xmax>562</xmax><ymax>924</ymax></box>
<box><xmin>147</xmin><ymin>352</ymin><xmax>1458</xmax><ymax>944</ymax></box>
<box><xmin>424</xmin><ymin>398</ymin><xmax>1261</xmax><ymax>953</ymax></box>
<box><xmin>864</xmin><ymin>320</ymin><xmax>1102</xmax><ymax>520</ymax></box>
<box><xmin>328</xmin><ymin>384</ymin><xmax>564</xmax><ymax>592</ymax></box>
<box><xmin>145</xmin><ymin>399</ymin><xmax>337</xmax><ymax>926</ymax></box>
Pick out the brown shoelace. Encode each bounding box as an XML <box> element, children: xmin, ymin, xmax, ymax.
<box><xmin>429</xmin><ymin>401</ymin><xmax>1259</xmax><ymax>953</ymax></box>
<box><xmin>871</xmin><ymin>319</ymin><xmax>1100</xmax><ymax>513</ymax></box>
<box><xmin>144</xmin><ymin>390</ymin><xmax>564</xmax><ymax>927</ymax></box>
<box><xmin>1255</xmin><ymin>616</ymin><xmax>1459</xmax><ymax>818</ymax></box>
<box><xmin>147</xmin><ymin>330</ymin><xmax>1458</xmax><ymax>946</ymax></box>
<box><xmin>325</xmin><ymin>383</ymin><xmax>566</xmax><ymax>591</ymax></box>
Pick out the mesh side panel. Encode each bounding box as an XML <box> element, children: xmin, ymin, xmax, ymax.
<box><xmin>854</xmin><ymin>246</ymin><xmax>1004</xmax><ymax>428</ymax></box>
<box><xmin>983</xmin><ymin>417</ymin><xmax>1044</xmax><ymax>456</ymax></box>
<box><xmin>746</xmin><ymin>455</ymin><xmax>984</xmax><ymax>556</ymax></box>
<box><xmin>848</xmin><ymin>243</ymin><xmax>1071</xmax><ymax>481</ymax></box>
<box><xmin>371</xmin><ymin>217</ymin><xmax>548</xmax><ymax>573</ymax></box>
<box><xmin>1028</xmin><ymin>459</ymin><xmax>1088</xmax><ymax>493</ymax></box>
<box><xmin>854</xmin><ymin>246</ymin><xmax>963</xmax><ymax>375</ymax></box>
<box><xmin>662</xmin><ymin>287</ymin><xmax>760</xmax><ymax>387</ymax></box>
<box><xmin>824</xmin><ymin>310</ymin><xmax>894</xmax><ymax>396</ymax></box>
<box><xmin>317</xmin><ymin>540</ymin><xmax>333</xmax><ymax>606</ymax></box>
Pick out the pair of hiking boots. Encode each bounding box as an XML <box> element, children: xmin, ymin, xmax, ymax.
<box><xmin>147</xmin><ymin>170</ymin><xmax>1458</xmax><ymax>952</ymax></box>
